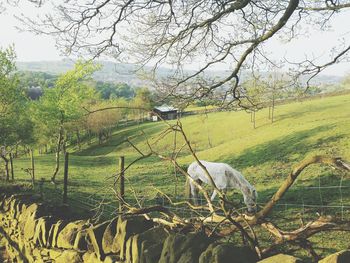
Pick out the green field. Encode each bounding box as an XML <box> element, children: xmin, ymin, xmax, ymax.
<box><xmin>2</xmin><ymin>93</ymin><xmax>350</xmax><ymax>259</ymax></box>
<box><xmin>8</xmin><ymin>94</ymin><xmax>350</xmax><ymax>197</ymax></box>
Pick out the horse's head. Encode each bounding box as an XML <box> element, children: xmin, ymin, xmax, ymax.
<box><xmin>243</xmin><ymin>186</ymin><xmax>258</xmax><ymax>214</ymax></box>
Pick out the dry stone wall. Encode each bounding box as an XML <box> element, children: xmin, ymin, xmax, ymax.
<box><xmin>0</xmin><ymin>194</ymin><xmax>349</xmax><ymax>263</ymax></box>
<box><xmin>0</xmin><ymin>194</ymin><xmax>256</xmax><ymax>263</ymax></box>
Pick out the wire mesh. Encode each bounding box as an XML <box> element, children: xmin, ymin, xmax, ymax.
<box><xmin>32</xmin><ymin>167</ymin><xmax>350</xmax><ymax>223</ymax></box>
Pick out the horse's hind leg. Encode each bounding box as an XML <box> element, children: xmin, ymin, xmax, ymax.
<box><xmin>190</xmin><ymin>181</ymin><xmax>199</xmax><ymax>205</ymax></box>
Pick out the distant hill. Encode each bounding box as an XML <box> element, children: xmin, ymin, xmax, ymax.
<box><xmin>17</xmin><ymin>60</ymin><xmax>147</xmax><ymax>87</ymax></box>
<box><xmin>16</xmin><ymin>59</ymin><xmax>343</xmax><ymax>88</ymax></box>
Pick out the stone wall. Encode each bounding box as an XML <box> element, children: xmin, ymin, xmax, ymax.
<box><xmin>0</xmin><ymin>194</ymin><xmax>348</xmax><ymax>263</ymax></box>
<box><xmin>0</xmin><ymin>194</ymin><xmax>258</xmax><ymax>263</ymax></box>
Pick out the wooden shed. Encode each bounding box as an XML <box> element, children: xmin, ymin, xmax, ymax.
<box><xmin>151</xmin><ymin>105</ymin><xmax>178</xmax><ymax>121</ymax></box>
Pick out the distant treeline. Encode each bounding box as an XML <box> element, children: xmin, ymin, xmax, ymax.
<box><xmin>19</xmin><ymin>71</ymin><xmax>136</xmax><ymax>100</ymax></box>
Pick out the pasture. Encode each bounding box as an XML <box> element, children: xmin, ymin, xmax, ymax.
<box><xmin>2</xmin><ymin>93</ymin><xmax>350</xmax><ymax>259</ymax></box>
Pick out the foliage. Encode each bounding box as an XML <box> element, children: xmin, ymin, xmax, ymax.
<box><xmin>133</xmin><ymin>87</ymin><xmax>153</xmax><ymax>109</ymax></box>
<box><xmin>18</xmin><ymin>71</ymin><xmax>56</xmax><ymax>88</ymax></box>
<box><xmin>95</xmin><ymin>81</ymin><xmax>135</xmax><ymax>100</ymax></box>
<box><xmin>30</xmin><ymin>61</ymin><xmax>99</xmax><ymax>181</ymax></box>
<box><xmin>31</xmin><ymin>61</ymin><xmax>99</xmax><ymax>129</ymax></box>
<box><xmin>18</xmin><ymin>71</ymin><xmax>57</xmax><ymax>100</ymax></box>
<box><xmin>340</xmin><ymin>74</ymin><xmax>350</xmax><ymax>89</ymax></box>
<box><xmin>0</xmin><ymin>46</ymin><xmax>34</xmax><ymax>147</ymax></box>
<box><xmin>241</xmin><ymin>76</ymin><xmax>266</xmax><ymax>108</ymax></box>
<box><xmin>86</xmin><ymin>98</ymin><xmax>128</xmax><ymax>143</ymax></box>
<box><xmin>0</xmin><ymin>46</ymin><xmax>20</xmax><ymax>118</ymax></box>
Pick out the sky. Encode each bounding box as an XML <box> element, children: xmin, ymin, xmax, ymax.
<box><xmin>0</xmin><ymin>2</ymin><xmax>349</xmax><ymax>77</ymax></box>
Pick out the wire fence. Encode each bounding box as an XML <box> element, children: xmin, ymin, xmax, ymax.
<box><xmin>33</xmin><ymin>178</ymin><xmax>350</xmax><ymax>226</ymax></box>
<box><xmin>23</xmin><ymin>152</ymin><xmax>349</xmax><ymax>225</ymax></box>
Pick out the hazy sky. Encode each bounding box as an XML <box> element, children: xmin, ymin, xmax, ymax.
<box><xmin>0</xmin><ymin>2</ymin><xmax>349</xmax><ymax>77</ymax></box>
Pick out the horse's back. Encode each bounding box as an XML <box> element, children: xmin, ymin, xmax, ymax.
<box><xmin>187</xmin><ymin>161</ymin><xmax>227</xmax><ymax>185</ymax></box>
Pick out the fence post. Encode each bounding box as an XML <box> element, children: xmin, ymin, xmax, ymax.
<box><xmin>39</xmin><ymin>178</ymin><xmax>44</xmax><ymax>199</ymax></box>
<box><xmin>9</xmin><ymin>153</ymin><xmax>14</xmax><ymax>181</ymax></box>
<box><xmin>119</xmin><ymin>156</ymin><xmax>125</xmax><ymax>212</ymax></box>
<box><xmin>30</xmin><ymin>149</ymin><xmax>35</xmax><ymax>187</ymax></box>
<box><xmin>63</xmin><ymin>152</ymin><xmax>69</xmax><ymax>204</ymax></box>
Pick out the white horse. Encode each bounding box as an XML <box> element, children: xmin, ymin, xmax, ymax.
<box><xmin>186</xmin><ymin>160</ymin><xmax>258</xmax><ymax>213</ymax></box>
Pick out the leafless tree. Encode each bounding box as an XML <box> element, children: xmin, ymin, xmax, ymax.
<box><xmin>17</xmin><ymin>0</ymin><xmax>350</xmax><ymax>107</ymax></box>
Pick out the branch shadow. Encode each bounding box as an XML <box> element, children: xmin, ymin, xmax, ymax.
<box><xmin>75</xmin><ymin>122</ymin><xmax>164</xmax><ymax>156</ymax></box>
<box><xmin>273</xmin><ymin>102</ymin><xmax>341</xmax><ymax>123</ymax></box>
<box><xmin>223</xmin><ymin>125</ymin><xmax>345</xmax><ymax>169</ymax></box>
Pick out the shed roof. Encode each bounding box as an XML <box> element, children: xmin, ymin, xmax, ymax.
<box><xmin>154</xmin><ymin>104</ymin><xmax>178</xmax><ymax>112</ymax></box>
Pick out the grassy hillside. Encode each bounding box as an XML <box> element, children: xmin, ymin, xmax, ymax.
<box><xmin>7</xmin><ymin>93</ymin><xmax>350</xmax><ymax>199</ymax></box>
<box><xmin>2</xmin><ymin>93</ymin><xmax>350</xmax><ymax>259</ymax></box>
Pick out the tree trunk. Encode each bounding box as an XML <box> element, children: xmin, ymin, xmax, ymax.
<box><xmin>62</xmin><ymin>140</ymin><xmax>67</xmax><ymax>154</ymax></box>
<box><xmin>1</xmin><ymin>155</ymin><xmax>9</xmax><ymax>181</ymax></box>
<box><xmin>15</xmin><ymin>145</ymin><xmax>18</xmax><ymax>158</ymax></box>
<box><xmin>23</xmin><ymin>146</ymin><xmax>28</xmax><ymax>157</ymax></box>
<box><xmin>271</xmin><ymin>95</ymin><xmax>275</xmax><ymax>123</ymax></box>
<box><xmin>30</xmin><ymin>149</ymin><xmax>35</xmax><ymax>187</ymax></box>
<box><xmin>9</xmin><ymin>153</ymin><xmax>14</xmax><ymax>181</ymax></box>
<box><xmin>88</xmin><ymin>130</ymin><xmax>92</xmax><ymax>145</ymax></box>
<box><xmin>76</xmin><ymin>130</ymin><xmax>81</xmax><ymax>150</ymax></box>
<box><xmin>253</xmin><ymin>111</ymin><xmax>256</xmax><ymax>129</ymax></box>
<box><xmin>51</xmin><ymin>126</ymin><xmax>63</xmax><ymax>183</ymax></box>
<box><xmin>98</xmin><ymin>132</ymin><xmax>102</xmax><ymax>144</ymax></box>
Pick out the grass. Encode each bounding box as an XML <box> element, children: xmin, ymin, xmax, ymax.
<box><xmin>1</xmin><ymin>93</ymin><xmax>350</xmax><ymax>260</ymax></box>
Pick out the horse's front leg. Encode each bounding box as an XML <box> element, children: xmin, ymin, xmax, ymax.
<box><xmin>210</xmin><ymin>190</ymin><xmax>217</xmax><ymax>201</ymax></box>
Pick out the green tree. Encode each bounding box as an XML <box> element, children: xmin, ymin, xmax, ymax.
<box><xmin>0</xmin><ymin>46</ymin><xmax>34</xmax><ymax>180</ymax></box>
<box><xmin>86</xmin><ymin>98</ymin><xmax>128</xmax><ymax>144</ymax></box>
<box><xmin>263</xmin><ymin>73</ymin><xmax>289</xmax><ymax>123</ymax></box>
<box><xmin>32</xmin><ymin>61</ymin><xmax>99</xmax><ymax>183</ymax></box>
<box><xmin>0</xmin><ymin>46</ymin><xmax>20</xmax><ymax>118</ymax></box>
<box><xmin>95</xmin><ymin>81</ymin><xmax>134</xmax><ymax>100</ymax></box>
<box><xmin>131</xmin><ymin>87</ymin><xmax>153</xmax><ymax>122</ymax></box>
<box><xmin>241</xmin><ymin>76</ymin><xmax>267</xmax><ymax>129</ymax></box>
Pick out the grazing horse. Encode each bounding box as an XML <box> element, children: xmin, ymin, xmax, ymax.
<box><xmin>186</xmin><ymin>160</ymin><xmax>258</xmax><ymax>213</ymax></box>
